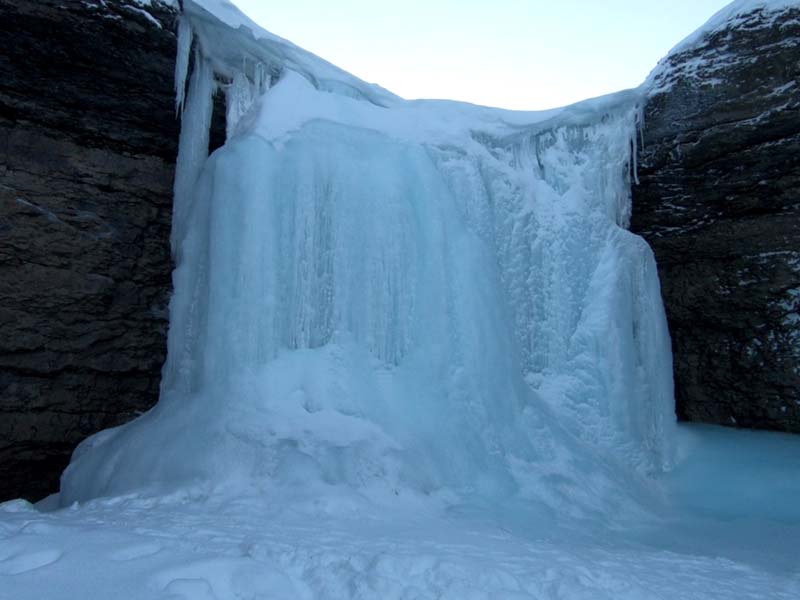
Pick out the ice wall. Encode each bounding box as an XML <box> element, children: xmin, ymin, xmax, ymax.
<box><xmin>60</xmin><ymin>0</ymin><xmax>676</xmax><ymax>512</ymax></box>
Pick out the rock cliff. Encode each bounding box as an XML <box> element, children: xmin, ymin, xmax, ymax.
<box><xmin>632</xmin><ymin>3</ymin><xmax>800</xmax><ymax>432</ymax></box>
<box><xmin>0</xmin><ymin>0</ymin><xmax>223</xmax><ymax>501</ymax></box>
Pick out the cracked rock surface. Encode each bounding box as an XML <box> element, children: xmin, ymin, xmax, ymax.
<box><xmin>632</xmin><ymin>5</ymin><xmax>800</xmax><ymax>432</ymax></box>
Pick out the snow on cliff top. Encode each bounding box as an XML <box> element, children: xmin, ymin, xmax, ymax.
<box><xmin>645</xmin><ymin>0</ymin><xmax>799</xmax><ymax>93</ymax></box>
<box><xmin>670</xmin><ymin>0</ymin><xmax>799</xmax><ymax>54</ymax></box>
<box><xmin>185</xmin><ymin>0</ymin><xmax>800</xmax><ymax>115</ymax></box>
<box><xmin>185</xmin><ymin>0</ymin><xmax>398</xmax><ymax>107</ymax></box>
<box><xmin>181</xmin><ymin>0</ymin><xmax>649</xmax><ymax>149</ymax></box>
<box><xmin>135</xmin><ymin>0</ymin><xmax>800</xmax><ymax>111</ymax></box>
<box><xmin>133</xmin><ymin>0</ymin><xmax>178</xmax><ymax>7</ymax></box>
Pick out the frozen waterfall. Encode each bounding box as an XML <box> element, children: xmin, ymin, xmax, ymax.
<box><xmin>60</xmin><ymin>0</ymin><xmax>676</xmax><ymax>515</ymax></box>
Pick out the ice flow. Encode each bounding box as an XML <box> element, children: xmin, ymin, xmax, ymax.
<box><xmin>60</xmin><ymin>0</ymin><xmax>676</xmax><ymax>513</ymax></box>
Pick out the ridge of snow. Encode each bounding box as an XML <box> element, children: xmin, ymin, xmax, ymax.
<box><xmin>182</xmin><ymin>0</ymin><xmax>648</xmax><ymax>150</ymax></box>
<box><xmin>185</xmin><ymin>0</ymin><xmax>398</xmax><ymax>108</ymax></box>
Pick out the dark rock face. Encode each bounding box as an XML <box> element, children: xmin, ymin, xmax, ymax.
<box><xmin>0</xmin><ymin>0</ymin><xmax>224</xmax><ymax>502</ymax></box>
<box><xmin>632</xmin><ymin>7</ymin><xmax>800</xmax><ymax>432</ymax></box>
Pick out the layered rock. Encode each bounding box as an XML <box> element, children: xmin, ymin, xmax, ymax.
<box><xmin>632</xmin><ymin>4</ymin><xmax>800</xmax><ymax>432</ymax></box>
<box><xmin>0</xmin><ymin>0</ymin><xmax>223</xmax><ymax>501</ymax></box>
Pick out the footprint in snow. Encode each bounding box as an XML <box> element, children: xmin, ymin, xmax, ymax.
<box><xmin>110</xmin><ymin>543</ymin><xmax>162</xmax><ymax>561</ymax></box>
<box><xmin>0</xmin><ymin>548</ymin><xmax>62</xmax><ymax>575</ymax></box>
<box><xmin>163</xmin><ymin>577</ymin><xmax>218</xmax><ymax>600</ymax></box>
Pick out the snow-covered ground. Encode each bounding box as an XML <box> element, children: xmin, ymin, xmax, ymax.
<box><xmin>2</xmin><ymin>425</ymin><xmax>799</xmax><ymax>599</ymax></box>
<box><xmin>3</xmin><ymin>0</ymin><xmax>799</xmax><ymax>597</ymax></box>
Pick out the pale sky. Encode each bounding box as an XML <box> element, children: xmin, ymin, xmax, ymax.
<box><xmin>230</xmin><ymin>0</ymin><xmax>732</xmax><ymax>110</ymax></box>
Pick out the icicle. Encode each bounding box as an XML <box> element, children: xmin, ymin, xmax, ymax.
<box><xmin>638</xmin><ymin>103</ymin><xmax>646</xmax><ymax>152</ymax></box>
<box><xmin>224</xmin><ymin>71</ymin><xmax>253</xmax><ymax>140</ymax></box>
<box><xmin>255</xmin><ymin>62</ymin><xmax>271</xmax><ymax>95</ymax></box>
<box><xmin>627</xmin><ymin>123</ymin><xmax>640</xmax><ymax>190</ymax></box>
<box><xmin>223</xmin><ymin>60</ymin><xmax>271</xmax><ymax>140</ymax></box>
<box><xmin>631</xmin><ymin>104</ymin><xmax>642</xmax><ymax>186</ymax></box>
<box><xmin>172</xmin><ymin>49</ymin><xmax>215</xmax><ymax>255</ymax></box>
<box><xmin>174</xmin><ymin>16</ymin><xmax>193</xmax><ymax>115</ymax></box>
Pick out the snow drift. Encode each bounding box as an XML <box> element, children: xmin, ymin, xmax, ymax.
<box><xmin>60</xmin><ymin>0</ymin><xmax>677</xmax><ymax>514</ymax></box>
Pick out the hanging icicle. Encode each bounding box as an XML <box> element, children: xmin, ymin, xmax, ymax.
<box><xmin>174</xmin><ymin>16</ymin><xmax>193</xmax><ymax>115</ymax></box>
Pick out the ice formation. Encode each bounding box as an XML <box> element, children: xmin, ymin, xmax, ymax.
<box><xmin>5</xmin><ymin>3</ymin><xmax>798</xmax><ymax>598</ymax></box>
<box><xmin>60</xmin><ymin>0</ymin><xmax>677</xmax><ymax>513</ymax></box>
